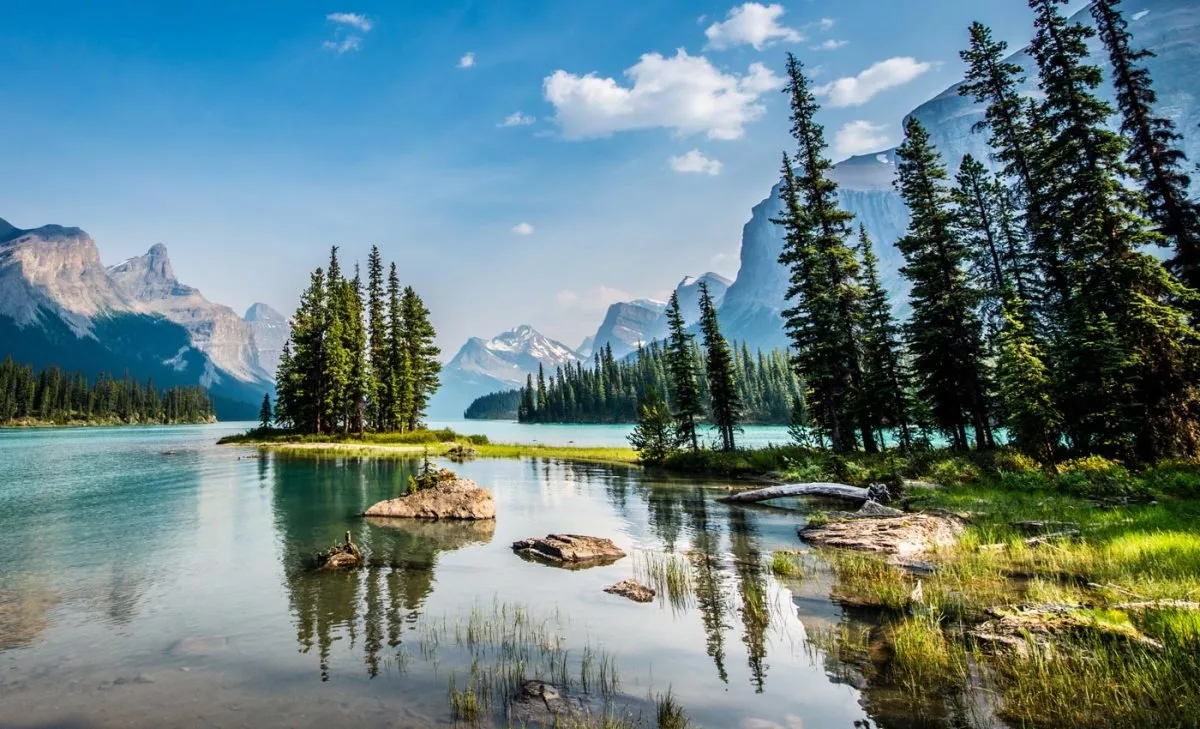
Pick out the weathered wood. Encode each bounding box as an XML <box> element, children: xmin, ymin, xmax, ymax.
<box><xmin>717</xmin><ymin>482</ymin><xmax>870</xmax><ymax>504</ymax></box>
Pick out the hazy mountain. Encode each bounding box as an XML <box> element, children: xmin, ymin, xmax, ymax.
<box><xmin>719</xmin><ymin>0</ymin><xmax>1198</xmax><ymax>350</ymax></box>
<box><xmin>429</xmin><ymin>325</ymin><xmax>579</xmax><ymax>418</ymax></box>
<box><xmin>244</xmin><ymin>302</ymin><xmax>289</xmax><ymax>378</ymax></box>
<box><xmin>108</xmin><ymin>244</ymin><xmax>271</xmax><ymax>384</ymax></box>
<box><xmin>0</xmin><ymin>216</ymin><xmax>270</xmax><ymax>418</ymax></box>
<box><xmin>576</xmin><ymin>335</ymin><xmax>595</xmax><ymax>358</ymax></box>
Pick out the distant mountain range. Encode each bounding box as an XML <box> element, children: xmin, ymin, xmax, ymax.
<box><xmin>441</xmin><ymin>0</ymin><xmax>1200</xmax><ymax>417</ymax></box>
<box><xmin>0</xmin><ymin>217</ymin><xmax>284</xmax><ymax>419</ymax></box>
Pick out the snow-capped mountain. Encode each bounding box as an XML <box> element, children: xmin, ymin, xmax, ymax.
<box><xmin>718</xmin><ymin>0</ymin><xmax>1198</xmax><ymax>350</ymax></box>
<box><xmin>108</xmin><ymin>244</ymin><xmax>271</xmax><ymax>383</ymax></box>
<box><xmin>588</xmin><ymin>272</ymin><xmax>732</xmax><ymax>359</ymax></box>
<box><xmin>429</xmin><ymin>325</ymin><xmax>580</xmax><ymax>417</ymax></box>
<box><xmin>0</xmin><ymin>216</ymin><xmax>271</xmax><ymax>418</ymax></box>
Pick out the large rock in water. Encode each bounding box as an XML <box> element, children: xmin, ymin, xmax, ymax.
<box><xmin>512</xmin><ymin>534</ymin><xmax>626</xmax><ymax>568</ymax></box>
<box><xmin>363</xmin><ymin>479</ymin><xmax>495</xmax><ymax>520</ymax></box>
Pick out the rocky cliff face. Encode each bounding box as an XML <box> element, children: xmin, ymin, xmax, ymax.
<box><xmin>590</xmin><ymin>300</ymin><xmax>668</xmax><ymax>359</ymax></box>
<box><xmin>0</xmin><ymin>217</ymin><xmax>269</xmax><ymax>418</ymax></box>
<box><xmin>719</xmin><ymin>0</ymin><xmax>1197</xmax><ymax>351</ymax></box>
<box><xmin>244</xmin><ymin>303</ymin><xmax>289</xmax><ymax>378</ymax></box>
<box><xmin>108</xmin><ymin>245</ymin><xmax>270</xmax><ymax>384</ymax></box>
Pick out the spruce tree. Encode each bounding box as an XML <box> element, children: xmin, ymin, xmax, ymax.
<box><xmin>275</xmin><ymin>341</ymin><xmax>294</xmax><ymax>429</ymax></box>
<box><xmin>322</xmin><ymin>248</ymin><xmax>351</xmax><ymax>433</ymax></box>
<box><xmin>664</xmin><ymin>291</ymin><xmax>702</xmax><ymax>452</ymax></box>
<box><xmin>995</xmin><ymin>297</ymin><xmax>1060</xmax><ymax>463</ymax></box>
<box><xmin>894</xmin><ymin>118</ymin><xmax>992</xmax><ymax>450</ymax></box>
<box><xmin>386</xmin><ymin>263</ymin><xmax>410</xmax><ymax>431</ymax></box>
<box><xmin>259</xmin><ymin>393</ymin><xmax>273</xmax><ymax>431</ymax></box>
<box><xmin>536</xmin><ymin>363</ymin><xmax>547</xmax><ymax>418</ymax></box>
<box><xmin>399</xmin><ymin>286</ymin><xmax>441</xmax><ymax>431</ymax></box>
<box><xmin>366</xmin><ymin>245</ymin><xmax>390</xmax><ymax>430</ymax></box>
<box><xmin>1030</xmin><ymin>0</ymin><xmax>1200</xmax><ymax>460</ymax></box>
<box><xmin>698</xmin><ymin>282</ymin><xmax>741</xmax><ymax>451</ymax></box>
<box><xmin>856</xmin><ymin>225</ymin><xmax>913</xmax><ymax>450</ymax></box>
<box><xmin>775</xmin><ymin>54</ymin><xmax>872</xmax><ymax>453</ymax></box>
<box><xmin>1091</xmin><ymin>0</ymin><xmax>1200</xmax><ymax>295</ymax></box>
<box><xmin>344</xmin><ymin>268</ymin><xmax>370</xmax><ymax>438</ymax></box>
<box><xmin>288</xmin><ymin>268</ymin><xmax>327</xmax><ymax>433</ymax></box>
<box><xmin>627</xmin><ymin>387</ymin><xmax>680</xmax><ymax>464</ymax></box>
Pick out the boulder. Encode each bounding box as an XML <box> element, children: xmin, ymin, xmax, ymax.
<box><xmin>314</xmin><ymin>531</ymin><xmax>363</xmax><ymax>570</ymax></box>
<box><xmin>604</xmin><ymin>579</ymin><xmax>655</xmax><ymax>603</ymax></box>
<box><xmin>363</xmin><ymin>478</ymin><xmax>495</xmax><ymax>520</ymax></box>
<box><xmin>799</xmin><ymin>513</ymin><xmax>964</xmax><ymax>556</ymax></box>
<box><xmin>512</xmin><ymin>534</ymin><xmax>626</xmax><ymax>568</ymax></box>
<box><xmin>508</xmin><ymin>680</ymin><xmax>638</xmax><ymax>727</ymax></box>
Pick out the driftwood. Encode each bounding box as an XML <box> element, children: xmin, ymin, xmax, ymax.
<box><xmin>718</xmin><ymin>482</ymin><xmax>870</xmax><ymax>504</ymax></box>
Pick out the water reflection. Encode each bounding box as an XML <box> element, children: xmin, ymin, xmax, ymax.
<box><xmin>271</xmin><ymin>455</ymin><xmax>495</xmax><ymax>679</ymax></box>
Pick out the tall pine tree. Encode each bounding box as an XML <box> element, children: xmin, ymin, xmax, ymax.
<box><xmin>856</xmin><ymin>225</ymin><xmax>913</xmax><ymax>450</ymax></box>
<box><xmin>698</xmin><ymin>282</ymin><xmax>740</xmax><ymax>451</ymax></box>
<box><xmin>664</xmin><ymin>291</ymin><xmax>703</xmax><ymax>452</ymax></box>
<box><xmin>399</xmin><ymin>286</ymin><xmax>441</xmax><ymax>431</ymax></box>
<box><xmin>366</xmin><ymin>246</ymin><xmax>390</xmax><ymax>430</ymax></box>
<box><xmin>894</xmin><ymin>118</ymin><xmax>992</xmax><ymax>450</ymax></box>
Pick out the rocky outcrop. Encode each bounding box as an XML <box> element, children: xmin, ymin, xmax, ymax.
<box><xmin>800</xmin><ymin>513</ymin><xmax>965</xmax><ymax>556</ymax></box>
<box><xmin>363</xmin><ymin>479</ymin><xmax>496</xmax><ymax>520</ymax></box>
<box><xmin>971</xmin><ymin>605</ymin><xmax>1164</xmax><ymax>654</ymax></box>
<box><xmin>108</xmin><ymin>245</ymin><xmax>270</xmax><ymax>384</ymax></box>
<box><xmin>604</xmin><ymin>579</ymin><xmax>655</xmax><ymax>603</ymax></box>
<box><xmin>512</xmin><ymin>534</ymin><xmax>626</xmax><ymax>568</ymax></box>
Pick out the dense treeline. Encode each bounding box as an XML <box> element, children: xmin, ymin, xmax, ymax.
<box><xmin>0</xmin><ymin>357</ymin><xmax>214</xmax><ymax>425</ymax></box>
<box><xmin>463</xmin><ymin>389</ymin><xmax>521</xmax><ymax>420</ymax></box>
<box><xmin>767</xmin><ymin>0</ymin><xmax>1200</xmax><ymax>464</ymax></box>
<box><xmin>274</xmin><ymin>246</ymin><xmax>441</xmax><ymax>435</ymax></box>
<box><xmin>508</xmin><ymin>339</ymin><xmax>801</xmax><ymax>427</ymax></box>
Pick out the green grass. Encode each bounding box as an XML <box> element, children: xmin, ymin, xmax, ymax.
<box><xmin>768</xmin><ymin>550</ymin><xmax>805</xmax><ymax>578</ymax></box>
<box><xmin>888</xmin><ymin>611</ymin><xmax>966</xmax><ymax>693</ymax></box>
<box><xmin>654</xmin><ymin>689</ymin><xmax>691</xmax><ymax>729</ymax></box>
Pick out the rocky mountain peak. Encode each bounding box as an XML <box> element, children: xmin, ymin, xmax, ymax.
<box><xmin>0</xmin><ymin>217</ymin><xmax>19</xmax><ymax>242</ymax></box>
<box><xmin>244</xmin><ymin>302</ymin><xmax>285</xmax><ymax>323</ymax></box>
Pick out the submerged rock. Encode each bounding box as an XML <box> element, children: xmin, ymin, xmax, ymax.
<box><xmin>314</xmin><ymin>531</ymin><xmax>363</xmax><ymax>570</ymax></box>
<box><xmin>799</xmin><ymin>513</ymin><xmax>964</xmax><ymax>555</ymax></box>
<box><xmin>363</xmin><ymin>478</ymin><xmax>495</xmax><ymax>520</ymax></box>
<box><xmin>604</xmin><ymin>578</ymin><xmax>655</xmax><ymax>603</ymax></box>
<box><xmin>512</xmin><ymin>534</ymin><xmax>626</xmax><ymax>568</ymax></box>
<box><xmin>508</xmin><ymin>680</ymin><xmax>641</xmax><ymax>727</ymax></box>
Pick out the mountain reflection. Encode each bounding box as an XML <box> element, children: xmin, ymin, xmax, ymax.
<box><xmin>271</xmin><ymin>454</ymin><xmax>494</xmax><ymax>679</ymax></box>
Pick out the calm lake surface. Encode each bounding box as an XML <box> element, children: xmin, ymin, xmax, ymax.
<box><xmin>427</xmin><ymin>420</ymin><xmax>796</xmax><ymax>449</ymax></box>
<box><xmin>0</xmin><ymin>424</ymin><xmax>995</xmax><ymax>729</ymax></box>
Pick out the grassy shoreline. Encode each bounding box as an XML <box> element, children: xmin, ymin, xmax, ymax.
<box><xmin>217</xmin><ymin>428</ymin><xmax>639</xmax><ymax>464</ymax></box>
<box><xmin>2</xmin><ymin>416</ymin><xmax>217</xmax><ymax>430</ymax></box>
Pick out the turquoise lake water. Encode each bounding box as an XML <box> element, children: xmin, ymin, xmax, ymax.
<box><xmin>0</xmin><ymin>423</ymin><xmax>994</xmax><ymax>728</ymax></box>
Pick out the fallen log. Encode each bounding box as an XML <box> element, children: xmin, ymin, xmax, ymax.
<box><xmin>718</xmin><ymin>482</ymin><xmax>870</xmax><ymax>504</ymax></box>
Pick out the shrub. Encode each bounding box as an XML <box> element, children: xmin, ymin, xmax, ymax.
<box><xmin>926</xmin><ymin>457</ymin><xmax>981</xmax><ymax>487</ymax></box>
<box><xmin>1141</xmin><ymin>459</ymin><xmax>1200</xmax><ymax>498</ymax></box>
<box><xmin>991</xmin><ymin>448</ymin><xmax>1043</xmax><ymax>474</ymax></box>
<box><xmin>1054</xmin><ymin>456</ymin><xmax>1147</xmax><ymax>499</ymax></box>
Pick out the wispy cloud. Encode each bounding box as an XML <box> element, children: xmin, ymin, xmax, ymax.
<box><xmin>499</xmin><ymin>112</ymin><xmax>536</xmax><ymax>128</ymax></box>
<box><xmin>544</xmin><ymin>50</ymin><xmax>782</xmax><ymax>140</ymax></box>
<box><xmin>811</xmin><ymin>39</ymin><xmax>848</xmax><ymax>51</ymax></box>
<box><xmin>458</xmin><ymin>52</ymin><xmax>475</xmax><ymax>69</ymax></box>
<box><xmin>555</xmin><ymin>285</ymin><xmax>633</xmax><ymax>313</ymax></box>
<box><xmin>834</xmin><ymin>120</ymin><xmax>892</xmax><ymax>156</ymax></box>
<box><xmin>814</xmin><ymin>57</ymin><xmax>932</xmax><ymax>107</ymax></box>
<box><xmin>819</xmin><ymin>18</ymin><xmax>836</xmax><ymax>31</ymax></box>
<box><xmin>669</xmin><ymin>149</ymin><xmax>723</xmax><ymax>175</ymax></box>
<box><xmin>323</xmin><ymin>12</ymin><xmax>372</xmax><ymax>53</ymax></box>
<box><xmin>704</xmin><ymin>3</ymin><xmax>802</xmax><ymax>51</ymax></box>
<box><xmin>326</xmin><ymin>12</ymin><xmax>373</xmax><ymax>32</ymax></box>
<box><xmin>512</xmin><ymin>222</ymin><xmax>535</xmax><ymax>235</ymax></box>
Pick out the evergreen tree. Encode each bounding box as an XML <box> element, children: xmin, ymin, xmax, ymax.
<box><xmin>627</xmin><ymin>387</ymin><xmax>680</xmax><ymax>464</ymax></box>
<box><xmin>366</xmin><ymin>245</ymin><xmax>390</xmax><ymax>430</ymax></box>
<box><xmin>775</xmin><ymin>54</ymin><xmax>872</xmax><ymax>453</ymax></box>
<box><xmin>952</xmin><ymin>154</ymin><xmax>1009</xmax><ymax>328</ymax></box>
<box><xmin>536</xmin><ymin>363</ymin><xmax>547</xmax><ymax>417</ymax></box>
<box><xmin>699</xmin><ymin>282</ymin><xmax>741</xmax><ymax>451</ymax></box>
<box><xmin>259</xmin><ymin>393</ymin><xmax>273</xmax><ymax>431</ymax></box>
<box><xmin>386</xmin><ymin>263</ymin><xmax>410</xmax><ymax>431</ymax></box>
<box><xmin>894</xmin><ymin>118</ymin><xmax>993</xmax><ymax>450</ymax></box>
<box><xmin>1091</xmin><ymin>0</ymin><xmax>1200</xmax><ymax>296</ymax></box>
<box><xmin>995</xmin><ymin>298</ymin><xmax>1060</xmax><ymax>463</ymax></box>
<box><xmin>664</xmin><ymin>292</ymin><xmax>703</xmax><ymax>452</ymax></box>
<box><xmin>1030</xmin><ymin>0</ymin><xmax>1200</xmax><ymax>460</ymax></box>
<box><xmin>399</xmin><ymin>286</ymin><xmax>441</xmax><ymax>431</ymax></box>
<box><xmin>856</xmin><ymin>225</ymin><xmax>913</xmax><ymax>450</ymax></box>
<box><xmin>275</xmin><ymin>341</ymin><xmax>294</xmax><ymax>429</ymax></box>
<box><xmin>322</xmin><ymin>247</ymin><xmax>351</xmax><ymax>433</ymax></box>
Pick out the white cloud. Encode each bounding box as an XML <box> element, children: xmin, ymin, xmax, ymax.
<box><xmin>834</xmin><ymin>120</ymin><xmax>892</xmax><ymax>156</ymax></box>
<box><xmin>499</xmin><ymin>112</ymin><xmax>536</xmax><ymax>128</ymax></box>
<box><xmin>704</xmin><ymin>3</ymin><xmax>801</xmax><ymax>51</ymax></box>
<box><xmin>544</xmin><ymin>50</ymin><xmax>783</xmax><ymax>140</ymax></box>
<box><xmin>326</xmin><ymin>12</ymin><xmax>373</xmax><ymax>32</ymax></box>
<box><xmin>1132</xmin><ymin>9</ymin><xmax>1150</xmax><ymax>20</ymax></box>
<box><xmin>555</xmin><ymin>285</ymin><xmax>633</xmax><ymax>313</ymax></box>
<box><xmin>512</xmin><ymin>222</ymin><xmax>535</xmax><ymax>235</ymax></box>
<box><xmin>323</xmin><ymin>36</ymin><xmax>363</xmax><ymax>54</ymax></box>
<box><xmin>812</xmin><ymin>39</ymin><xmax>848</xmax><ymax>51</ymax></box>
<box><xmin>819</xmin><ymin>18</ymin><xmax>836</xmax><ymax>31</ymax></box>
<box><xmin>814</xmin><ymin>57</ymin><xmax>932</xmax><ymax>107</ymax></box>
<box><xmin>458</xmin><ymin>52</ymin><xmax>475</xmax><ymax>69</ymax></box>
<box><xmin>669</xmin><ymin>149</ymin><xmax>723</xmax><ymax>175</ymax></box>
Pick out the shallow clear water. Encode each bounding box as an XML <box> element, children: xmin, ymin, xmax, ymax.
<box><xmin>427</xmin><ymin>419</ymin><xmax>796</xmax><ymax>449</ymax></box>
<box><xmin>0</xmin><ymin>424</ymin><xmax>987</xmax><ymax>729</ymax></box>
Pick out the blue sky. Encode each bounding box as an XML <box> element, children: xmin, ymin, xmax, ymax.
<box><xmin>0</xmin><ymin>0</ymin><xmax>1045</xmax><ymax>352</ymax></box>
